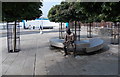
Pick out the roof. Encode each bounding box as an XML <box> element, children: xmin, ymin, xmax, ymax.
<box><xmin>35</xmin><ymin>18</ymin><xmax>49</xmax><ymax>20</ymax></box>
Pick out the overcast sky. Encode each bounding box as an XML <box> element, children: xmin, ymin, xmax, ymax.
<box><xmin>41</xmin><ymin>1</ymin><xmax>61</xmax><ymax>17</ymax></box>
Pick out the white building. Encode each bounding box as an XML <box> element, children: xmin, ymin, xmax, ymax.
<box><xmin>0</xmin><ymin>19</ymin><xmax>65</xmax><ymax>30</ymax></box>
<box><xmin>23</xmin><ymin>19</ymin><xmax>60</xmax><ymax>29</ymax></box>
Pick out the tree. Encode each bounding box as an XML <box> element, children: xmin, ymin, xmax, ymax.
<box><xmin>2</xmin><ymin>2</ymin><xmax>42</xmax><ymax>22</ymax></box>
<box><xmin>48</xmin><ymin>2</ymin><xmax>72</xmax><ymax>23</ymax></box>
<box><xmin>2</xmin><ymin>2</ymin><xmax>43</xmax><ymax>52</ymax></box>
<box><xmin>48</xmin><ymin>5</ymin><xmax>62</xmax><ymax>22</ymax></box>
<box><xmin>101</xmin><ymin>2</ymin><xmax>120</xmax><ymax>22</ymax></box>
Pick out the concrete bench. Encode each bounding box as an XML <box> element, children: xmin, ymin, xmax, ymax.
<box><xmin>85</xmin><ymin>38</ymin><xmax>104</xmax><ymax>53</ymax></box>
<box><xmin>49</xmin><ymin>38</ymin><xmax>104</xmax><ymax>53</ymax></box>
<box><xmin>49</xmin><ymin>38</ymin><xmax>64</xmax><ymax>48</ymax></box>
<box><xmin>49</xmin><ymin>38</ymin><xmax>90</xmax><ymax>49</ymax></box>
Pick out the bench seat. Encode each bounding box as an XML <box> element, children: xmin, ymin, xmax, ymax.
<box><xmin>86</xmin><ymin>38</ymin><xmax>104</xmax><ymax>53</ymax></box>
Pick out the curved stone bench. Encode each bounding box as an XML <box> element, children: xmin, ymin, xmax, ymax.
<box><xmin>85</xmin><ymin>38</ymin><xmax>104</xmax><ymax>53</ymax></box>
<box><xmin>49</xmin><ymin>38</ymin><xmax>64</xmax><ymax>48</ymax></box>
<box><xmin>49</xmin><ymin>38</ymin><xmax>104</xmax><ymax>53</ymax></box>
<box><xmin>49</xmin><ymin>38</ymin><xmax>90</xmax><ymax>49</ymax></box>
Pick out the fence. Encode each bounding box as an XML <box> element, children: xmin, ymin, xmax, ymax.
<box><xmin>7</xmin><ymin>21</ymin><xmax>20</xmax><ymax>52</ymax></box>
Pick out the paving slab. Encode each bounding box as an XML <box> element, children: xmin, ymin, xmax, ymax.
<box><xmin>1</xmin><ymin>26</ymin><xmax>118</xmax><ymax>75</ymax></box>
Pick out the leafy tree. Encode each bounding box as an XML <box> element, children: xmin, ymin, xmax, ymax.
<box><xmin>101</xmin><ymin>2</ymin><xmax>120</xmax><ymax>22</ymax></box>
<box><xmin>48</xmin><ymin>1</ymin><xmax>119</xmax><ymax>39</ymax></box>
<box><xmin>48</xmin><ymin>2</ymin><xmax>120</xmax><ymax>23</ymax></box>
<box><xmin>2</xmin><ymin>2</ymin><xmax>42</xmax><ymax>22</ymax></box>
<box><xmin>2</xmin><ymin>2</ymin><xmax>43</xmax><ymax>52</ymax></box>
<box><xmin>48</xmin><ymin>5</ymin><xmax>62</xmax><ymax>22</ymax></box>
<box><xmin>48</xmin><ymin>2</ymin><xmax>72</xmax><ymax>23</ymax></box>
<box><xmin>79</xmin><ymin>2</ymin><xmax>104</xmax><ymax>23</ymax></box>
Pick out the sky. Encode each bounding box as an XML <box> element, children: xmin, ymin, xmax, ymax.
<box><xmin>41</xmin><ymin>1</ymin><xmax>61</xmax><ymax>18</ymax></box>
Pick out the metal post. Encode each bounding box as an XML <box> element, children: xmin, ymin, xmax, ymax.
<box><xmin>59</xmin><ymin>23</ymin><xmax>60</xmax><ymax>39</ymax></box>
<box><xmin>87</xmin><ymin>23</ymin><xmax>88</xmax><ymax>37</ymax></box>
<box><xmin>61</xmin><ymin>22</ymin><xmax>63</xmax><ymax>39</ymax></box>
<box><xmin>75</xmin><ymin>21</ymin><xmax>77</xmax><ymax>40</ymax></box>
<box><xmin>87</xmin><ymin>23</ymin><xmax>89</xmax><ymax>38</ymax></box>
<box><xmin>89</xmin><ymin>23</ymin><xmax>91</xmax><ymax>38</ymax></box>
<box><xmin>78</xmin><ymin>21</ymin><xmax>80</xmax><ymax>41</ymax></box>
<box><xmin>118</xmin><ymin>22</ymin><xmax>120</xmax><ymax>44</ymax></box>
<box><xmin>87</xmin><ymin>23</ymin><xmax>92</xmax><ymax>38</ymax></box>
<box><xmin>114</xmin><ymin>23</ymin><xmax>116</xmax><ymax>44</ymax></box>
<box><xmin>73</xmin><ymin>21</ymin><xmax>77</xmax><ymax>57</ymax></box>
<box><xmin>7</xmin><ymin>22</ymin><xmax>10</xmax><ymax>52</ymax></box>
<box><xmin>71</xmin><ymin>22</ymin><xmax>73</xmax><ymax>32</ymax></box>
<box><xmin>13</xmin><ymin>21</ymin><xmax>17</xmax><ymax>52</ymax></box>
<box><xmin>115</xmin><ymin>22</ymin><xmax>119</xmax><ymax>44</ymax></box>
<box><xmin>111</xmin><ymin>23</ymin><xmax>113</xmax><ymax>44</ymax></box>
<box><xmin>17</xmin><ymin>21</ymin><xmax>21</xmax><ymax>51</ymax></box>
<box><xmin>111</xmin><ymin>23</ymin><xmax>117</xmax><ymax>44</ymax></box>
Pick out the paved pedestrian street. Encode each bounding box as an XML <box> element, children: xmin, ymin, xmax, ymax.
<box><xmin>1</xmin><ymin>27</ymin><xmax>118</xmax><ymax>75</ymax></box>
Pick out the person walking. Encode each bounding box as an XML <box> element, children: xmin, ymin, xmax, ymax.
<box><xmin>39</xmin><ymin>25</ymin><xmax>43</xmax><ymax>34</ymax></box>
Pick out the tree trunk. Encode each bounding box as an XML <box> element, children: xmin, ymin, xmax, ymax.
<box><xmin>13</xmin><ymin>21</ymin><xmax>16</xmax><ymax>52</ymax></box>
<box><xmin>59</xmin><ymin>23</ymin><xmax>60</xmax><ymax>39</ymax></box>
<box><xmin>23</xmin><ymin>22</ymin><xmax>26</xmax><ymax>29</ymax></box>
<box><xmin>118</xmin><ymin>22</ymin><xmax>120</xmax><ymax>44</ymax></box>
<box><xmin>7</xmin><ymin>22</ymin><xmax>10</xmax><ymax>52</ymax></box>
<box><xmin>61</xmin><ymin>22</ymin><xmax>62</xmax><ymax>39</ymax></box>
<box><xmin>87</xmin><ymin>23</ymin><xmax>92</xmax><ymax>38</ymax></box>
<box><xmin>78</xmin><ymin>21</ymin><xmax>81</xmax><ymax>41</ymax></box>
<box><xmin>89</xmin><ymin>23</ymin><xmax>92</xmax><ymax>38</ymax></box>
<box><xmin>75</xmin><ymin>21</ymin><xmax>77</xmax><ymax>41</ymax></box>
